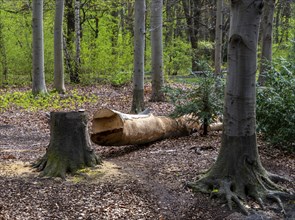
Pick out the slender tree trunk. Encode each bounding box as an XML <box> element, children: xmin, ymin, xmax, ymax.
<box><xmin>188</xmin><ymin>0</ymin><xmax>289</xmax><ymax>215</ymax></box>
<box><xmin>150</xmin><ymin>0</ymin><xmax>164</xmax><ymax>102</ymax></box>
<box><xmin>182</xmin><ymin>0</ymin><xmax>200</xmax><ymax>72</ymax></box>
<box><xmin>0</xmin><ymin>16</ymin><xmax>8</xmax><ymax>85</ymax></box>
<box><xmin>214</xmin><ymin>0</ymin><xmax>223</xmax><ymax>75</ymax></box>
<box><xmin>111</xmin><ymin>2</ymin><xmax>119</xmax><ymax>53</ymax></box>
<box><xmin>74</xmin><ymin>0</ymin><xmax>81</xmax><ymax>83</ymax></box>
<box><xmin>65</xmin><ymin>0</ymin><xmax>78</xmax><ymax>83</ymax></box>
<box><xmin>32</xmin><ymin>0</ymin><xmax>47</xmax><ymax>95</ymax></box>
<box><xmin>54</xmin><ymin>0</ymin><xmax>66</xmax><ymax>93</ymax></box>
<box><xmin>274</xmin><ymin>2</ymin><xmax>281</xmax><ymax>43</ymax></box>
<box><xmin>258</xmin><ymin>0</ymin><xmax>275</xmax><ymax>86</ymax></box>
<box><xmin>131</xmin><ymin>0</ymin><xmax>146</xmax><ymax>113</ymax></box>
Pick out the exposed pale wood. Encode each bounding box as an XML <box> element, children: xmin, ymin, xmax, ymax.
<box><xmin>91</xmin><ymin>109</ymin><xmax>222</xmax><ymax>146</ymax></box>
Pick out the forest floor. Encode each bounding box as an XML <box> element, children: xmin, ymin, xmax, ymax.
<box><xmin>0</xmin><ymin>84</ymin><xmax>294</xmax><ymax>220</ymax></box>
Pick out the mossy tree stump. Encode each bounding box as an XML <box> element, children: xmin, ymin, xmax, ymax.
<box><xmin>33</xmin><ymin>111</ymin><xmax>101</xmax><ymax>178</ymax></box>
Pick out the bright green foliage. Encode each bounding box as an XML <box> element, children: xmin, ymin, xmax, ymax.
<box><xmin>256</xmin><ymin>58</ymin><xmax>295</xmax><ymax>151</ymax></box>
<box><xmin>164</xmin><ymin>37</ymin><xmax>191</xmax><ymax>75</ymax></box>
<box><xmin>0</xmin><ymin>89</ymin><xmax>97</xmax><ymax>112</ymax></box>
<box><xmin>164</xmin><ymin>64</ymin><xmax>224</xmax><ymax>134</ymax></box>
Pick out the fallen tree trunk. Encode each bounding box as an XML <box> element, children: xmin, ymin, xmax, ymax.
<box><xmin>91</xmin><ymin>109</ymin><xmax>222</xmax><ymax>146</ymax></box>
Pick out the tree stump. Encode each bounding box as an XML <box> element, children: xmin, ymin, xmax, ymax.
<box><xmin>33</xmin><ymin>111</ymin><xmax>101</xmax><ymax>178</ymax></box>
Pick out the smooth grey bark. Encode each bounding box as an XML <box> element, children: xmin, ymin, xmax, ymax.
<box><xmin>258</xmin><ymin>0</ymin><xmax>275</xmax><ymax>86</ymax></box>
<box><xmin>54</xmin><ymin>0</ymin><xmax>66</xmax><ymax>93</ymax></box>
<box><xmin>131</xmin><ymin>0</ymin><xmax>146</xmax><ymax>113</ymax></box>
<box><xmin>33</xmin><ymin>111</ymin><xmax>101</xmax><ymax>178</ymax></box>
<box><xmin>74</xmin><ymin>0</ymin><xmax>81</xmax><ymax>81</ymax></box>
<box><xmin>188</xmin><ymin>0</ymin><xmax>289</xmax><ymax>215</ymax></box>
<box><xmin>214</xmin><ymin>0</ymin><xmax>223</xmax><ymax>75</ymax></box>
<box><xmin>150</xmin><ymin>0</ymin><xmax>164</xmax><ymax>102</ymax></box>
<box><xmin>32</xmin><ymin>0</ymin><xmax>47</xmax><ymax>95</ymax></box>
<box><xmin>0</xmin><ymin>15</ymin><xmax>8</xmax><ymax>85</ymax></box>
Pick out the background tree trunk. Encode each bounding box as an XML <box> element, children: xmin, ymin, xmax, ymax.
<box><xmin>188</xmin><ymin>0</ymin><xmax>289</xmax><ymax>215</ymax></box>
<box><xmin>150</xmin><ymin>0</ymin><xmax>164</xmax><ymax>102</ymax></box>
<box><xmin>131</xmin><ymin>0</ymin><xmax>146</xmax><ymax>113</ymax></box>
<box><xmin>258</xmin><ymin>0</ymin><xmax>275</xmax><ymax>86</ymax></box>
<box><xmin>0</xmin><ymin>15</ymin><xmax>8</xmax><ymax>85</ymax></box>
<box><xmin>74</xmin><ymin>0</ymin><xmax>81</xmax><ymax>83</ymax></box>
<box><xmin>182</xmin><ymin>0</ymin><xmax>201</xmax><ymax>72</ymax></box>
<box><xmin>214</xmin><ymin>0</ymin><xmax>223</xmax><ymax>75</ymax></box>
<box><xmin>33</xmin><ymin>112</ymin><xmax>101</xmax><ymax>178</ymax></box>
<box><xmin>32</xmin><ymin>0</ymin><xmax>47</xmax><ymax>95</ymax></box>
<box><xmin>65</xmin><ymin>0</ymin><xmax>78</xmax><ymax>83</ymax></box>
<box><xmin>54</xmin><ymin>0</ymin><xmax>66</xmax><ymax>93</ymax></box>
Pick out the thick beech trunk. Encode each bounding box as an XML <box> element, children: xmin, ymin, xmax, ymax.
<box><xmin>33</xmin><ymin>112</ymin><xmax>100</xmax><ymax>178</ymax></box>
<box><xmin>188</xmin><ymin>0</ymin><xmax>291</xmax><ymax>215</ymax></box>
<box><xmin>91</xmin><ymin>109</ymin><xmax>222</xmax><ymax>146</ymax></box>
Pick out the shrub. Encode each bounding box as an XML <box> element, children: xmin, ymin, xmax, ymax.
<box><xmin>164</xmin><ymin>63</ymin><xmax>224</xmax><ymax>135</ymax></box>
<box><xmin>256</xmin><ymin>58</ymin><xmax>295</xmax><ymax>151</ymax></box>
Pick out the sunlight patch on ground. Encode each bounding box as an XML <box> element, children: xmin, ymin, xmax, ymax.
<box><xmin>68</xmin><ymin>161</ymin><xmax>128</xmax><ymax>184</ymax></box>
<box><xmin>0</xmin><ymin>161</ymin><xmax>35</xmax><ymax>177</ymax></box>
<box><xmin>0</xmin><ymin>160</ymin><xmax>128</xmax><ymax>183</ymax></box>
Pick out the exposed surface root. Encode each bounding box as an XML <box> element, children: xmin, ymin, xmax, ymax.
<box><xmin>187</xmin><ymin>174</ymin><xmax>293</xmax><ymax>216</ymax></box>
<box><xmin>32</xmin><ymin>153</ymin><xmax>100</xmax><ymax>179</ymax></box>
<box><xmin>267</xmin><ymin>172</ymin><xmax>292</xmax><ymax>183</ymax></box>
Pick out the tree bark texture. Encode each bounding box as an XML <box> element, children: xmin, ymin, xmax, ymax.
<box><xmin>182</xmin><ymin>0</ymin><xmax>201</xmax><ymax>72</ymax></box>
<box><xmin>131</xmin><ymin>0</ymin><xmax>146</xmax><ymax>113</ymax></box>
<box><xmin>150</xmin><ymin>0</ymin><xmax>164</xmax><ymax>102</ymax></box>
<box><xmin>214</xmin><ymin>0</ymin><xmax>223</xmax><ymax>75</ymax></box>
<box><xmin>188</xmin><ymin>0</ymin><xmax>290</xmax><ymax>215</ymax></box>
<box><xmin>258</xmin><ymin>0</ymin><xmax>275</xmax><ymax>86</ymax></box>
<box><xmin>65</xmin><ymin>0</ymin><xmax>78</xmax><ymax>83</ymax></box>
<box><xmin>32</xmin><ymin>0</ymin><xmax>47</xmax><ymax>95</ymax></box>
<box><xmin>74</xmin><ymin>0</ymin><xmax>81</xmax><ymax>82</ymax></box>
<box><xmin>54</xmin><ymin>0</ymin><xmax>66</xmax><ymax>93</ymax></box>
<box><xmin>0</xmin><ymin>16</ymin><xmax>8</xmax><ymax>85</ymax></box>
<box><xmin>33</xmin><ymin>112</ymin><xmax>101</xmax><ymax>178</ymax></box>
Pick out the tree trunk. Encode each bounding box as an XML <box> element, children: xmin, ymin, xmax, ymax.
<box><xmin>150</xmin><ymin>0</ymin><xmax>164</xmax><ymax>102</ymax></box>
<box><xmin>214</xmin><ymin>0</ymin><xmax>223</xmax><ymax>75</ymax></box>
<box><xmin>54</xmin><ymin>0</ymin><xmax>66</xmax><ymax>93</ymax></box>
<box><xmin>258</xmin><ymin>0</ymin><xmax>275</xmax><ymax>86</ymax></box>
<box><xmin>188</xmin><ymin>0</ymin><xmax>289</xmax><ymax>215</ymax></box>
<box><xmin>91</xmin><ymin>109</ymin><xmax>222</xmax><ymax>146</ymax></box>
<box><xmin>182</xmin><ymin>0</ymin><xmax>201</xmax><ymax>72</ymax></box>
<box><xmin>0</xmin><ymin>16</ymin><xmax>8</xmax><ymax>85</ymax></box>
<box><xmin>32</xmin><ymin>0</ymin><xmax>47</xmax><ymax>95</ymax></box>
<box><xmin>65</xmin><ymin>0</ymin><xmax>78</xmax><ymax>83</ymax></box>
<box><xmin>33</xmin><ymin>112</ymin><xmax>101</xmax><ymax>178</ymax></box>
<box><xmin>74</xmin><ymin>0</ymin><xmax>81</xmax><ymax>82</ymax></box>
<box><xmin>131</xmin><ymin>0</ymin><xmax>146</xmax><ymax>113</ymax></box>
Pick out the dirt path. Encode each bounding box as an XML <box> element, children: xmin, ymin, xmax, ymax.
<box><xmin>0</xmin><ymin>85</ymin><xmax>294</xmax><ymax>219</ymax></box>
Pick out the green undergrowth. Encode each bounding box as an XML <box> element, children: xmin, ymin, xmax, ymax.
<box><xmin>0</xmin><ymin>89</ymin><xmax>97</xmax><ymax>112</ymax></box>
